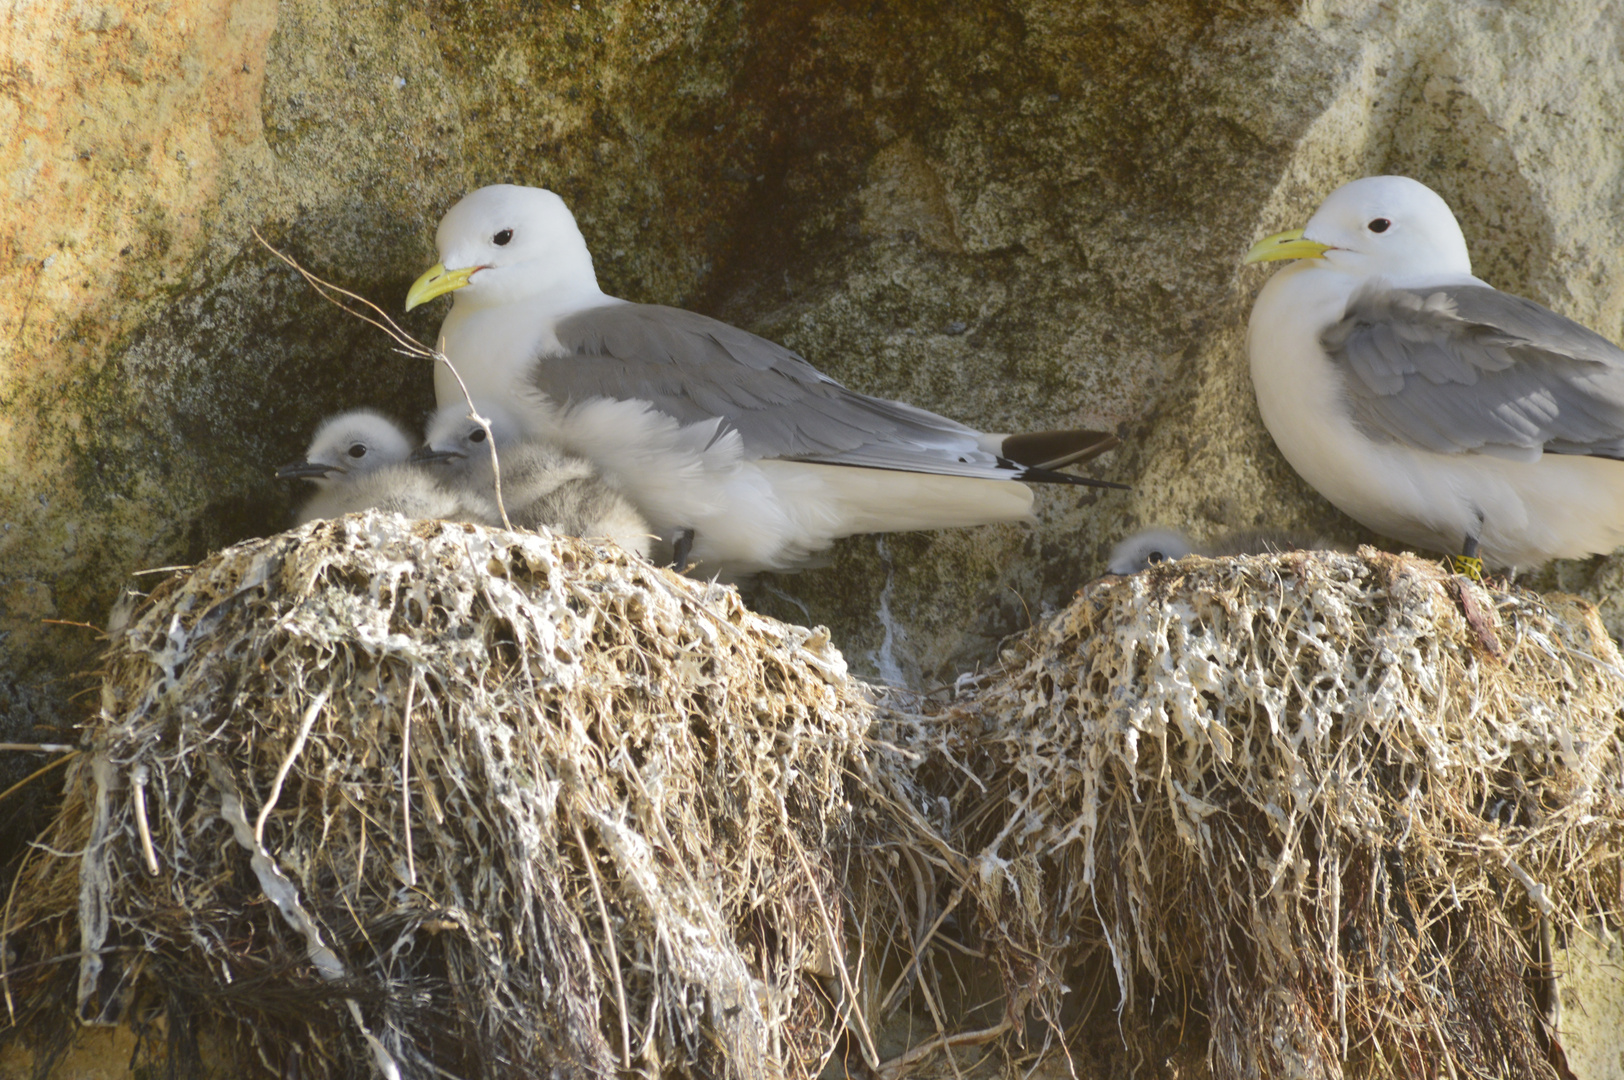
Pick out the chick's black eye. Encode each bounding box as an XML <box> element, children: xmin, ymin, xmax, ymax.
<box><xmin>470</xmin><ymin>429</ymin><xmax>487</xmax><ymax>443</ymax></box>
<box><xmin>347</xmin><ymin>444</ymin><xmax>367</xmax><ymax>458</ymax></box>
<box><xmin>493</xmin><ymin>229</ymin><xmax>513</xmax><ymax>246</ymax></box>
<box><xmin>1147</xmin><ymin>550</ymin><xmax>1165</xmax><ymax>565</ymax></box>
<box><xmin>1367</xmin><ymin>218</ymin><xmax>1391</xmax><ymax>234</ymax></box>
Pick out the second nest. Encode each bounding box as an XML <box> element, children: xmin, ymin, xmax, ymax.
<box><xmin>913</xmin><ymin>546</ymin><xmax>1624</xmax><ymax>1079</ymax></box>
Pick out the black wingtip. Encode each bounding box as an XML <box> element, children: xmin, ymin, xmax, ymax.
<box><xmin>1015</xmin><ymin>463</ymin><xmax>1130</xmax><ymax>490</ymax></box>
<box><xmin>1001</xmin><ymin>429</ymin><xmax>1122</xmax><ymax>470</ymax></box>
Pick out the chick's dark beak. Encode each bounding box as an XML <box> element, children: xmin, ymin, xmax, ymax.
<box><xmin>409</xmin><ymin>446</ymin><xmax>463</xmax><ymax>466</ymax></box>
<box><xmin>276</xmin><ymin>460</ymin><xmax>340</xmax><ymax>481</ymax></box>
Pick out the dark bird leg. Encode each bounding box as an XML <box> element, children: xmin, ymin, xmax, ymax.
<box><xmin>670</xmin><ymin>528</ymin><xmax>696</xmax><ymax>571</ymax></box>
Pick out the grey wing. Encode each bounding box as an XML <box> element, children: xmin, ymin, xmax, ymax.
<box><xmin>542</xmin><ymin>303</ymin><xmax>1014</xmax><ymax>477</ymax></box>
<box><xmin>1323</xmin><ymin>283</ymin><xmax>1624</xmax><ymax>459</ymax></box>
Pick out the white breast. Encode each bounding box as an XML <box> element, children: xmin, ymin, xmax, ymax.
<box><xmin>1249</xmin><ymin>264</ymin><xmax>1488</xmax><ymax>559</ymax></box>
<box><xmin>1248</xmin><ymin>264</ymin><xmax>1624</xmax><ymax>568</ymax></box>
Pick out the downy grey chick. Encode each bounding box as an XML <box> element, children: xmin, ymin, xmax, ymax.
<box><xmin>277</xmin><ymin>409</ymin><xmax>496</xmax><ymax>526</ymax></box>
<box><xmin>1108</xmin><ymin>526</ymin><xmax>1345</xmax><ymax>575</ymax></box>
<box><xmin>417</xmin><ymin>402</ymin><xmax>653</xmax><ymax>559</ymax></box>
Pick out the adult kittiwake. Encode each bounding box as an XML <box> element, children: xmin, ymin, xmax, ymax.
<box><xmin>277</xmin><ymin>409</ymin><xmax>498</xmax><ymax>526</ymax></box>
<box><xmin>1246</xmin><ymin>175</ymin><xmax>1624</xmax><ymax>573</ymax></box>
<box><xmin>405</xmin><ymin>184</ymin><xmax>1124</xmax><ymax>576</ymax></box>
<box><xmin>415</xmin><ymin>401</ymin><xmax>654</xmax><ymax>559</ymax></box>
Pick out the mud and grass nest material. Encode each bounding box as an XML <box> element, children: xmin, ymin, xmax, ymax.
<box><xmin>6</xmin><ymin>512</ymin><xmax>876</xmax><ymax>1079</ymax></box>
<box><xmin>6</xmin><ymin>527</ymin><xmax>1624</xmax><ymax>1080</ymax></box>
<box><xmin>899</xmin><ymin>547</ymin><xmax>1624</xmax><ymax>1078</ymax></box>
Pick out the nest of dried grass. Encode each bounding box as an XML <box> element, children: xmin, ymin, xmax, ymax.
<box><xmin>7</xmin><ymin>529</ymin><xmax>1622</xmax><ymax>1080</ymax></box>
<box><xmin>4</xmin><ymin>512</ymin><xmax>876</xmax><ymax>1079</ymax></box>
<box><xmin>895</xmin><ymin>547</ymin><xmax>1624</xmax><ymax>1078</ymax></box>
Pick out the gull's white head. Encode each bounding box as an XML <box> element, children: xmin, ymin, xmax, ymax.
<box><xmin>1245</xmin><ymin>176</ymin><xmax>1472</xmax><ymax>281</ymax></box>
<box><xmin>1107</xmin><ymin>528</ymin><xmax>1194</xmax><ymax>575</ymax></box>
<box><xmin>414</xmin><ymin>400</ymin><xmax>531</xmax><ymax>475</ymax></box>
<box><xmin>405</xmin><ymin>184</ymin><xmax>601</xmax><ymax>312</ymax></box>
<box><xmin>276</xmin><ymin>410</ymin><xmax>414</xmax><ymax>486</ymax></box>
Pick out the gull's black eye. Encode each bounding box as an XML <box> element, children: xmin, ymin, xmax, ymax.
<box><xmin>1147</xmin><ymin>550</ymin><xmax>1165</xmax><ymax>565</ymax></box>
<box><xmin>493</xmin><ymin>228</ymin><xmax>513</xmax><ymax>246</ymax></box>
<box><xmin>347</xmin><ymin>443</ymin><xmax>367</xmax><ymax>459</ymax></box>
<box><xmin>470</xmin><ymin>428</ymin><xmax>487</xmax><ymax>443</ymax></box>
<box><xmin>1367</xmin><ymin>218</ymin><xmax>1392</xmax><ymax>234</ymax></box>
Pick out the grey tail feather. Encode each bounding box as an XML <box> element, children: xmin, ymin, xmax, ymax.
<box><xmin>1000</xmin><ymin>430</ymin><xmax>1120</xmax><ymax>470</ymax></box>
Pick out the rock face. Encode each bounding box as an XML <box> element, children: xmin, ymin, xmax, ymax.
<box><xmin>4</xmin><ymin>0</ymin><xmax>1624</xmax><ymax>739</ymax></box>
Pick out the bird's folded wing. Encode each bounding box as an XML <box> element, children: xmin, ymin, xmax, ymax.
<box><xmin>1323</xmin><ymin>283</ymin><xmax>1624</xmax><ymax>459</ymax></box>
<box><xmin>546</xmin><ymin>302</ymin><xmax>1022</xmax><ymax>477</ymax></box>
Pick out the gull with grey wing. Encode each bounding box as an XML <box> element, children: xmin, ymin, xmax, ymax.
<box><xmin>405</xmin><ymin>184</ymin><xmax>1123</xmax><ymax>577</ymax></box>
<box><xmin>1246</xmin><ymin>175</ymin><xmax>1624</xmax><ymax>571</ymax></box>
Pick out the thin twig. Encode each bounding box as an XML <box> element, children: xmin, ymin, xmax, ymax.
<box><xmin>401</xmin><ymin>676</ymin><xmax>418</xmax><ymax>888</ymax></box>
<box><xmin>910</xmin><ymin>950</ymin><xmax>969</xmax><ymax>1080</ymax></box>
<box><xmin>0</xmin><ymin>751</ymin><xmax>79</xmax><ymax>806</ymax></box>
<box><xmin>252</xmin><ymin>227</ymin><xmax>436</xmax><ymax>359</ymax></box>
<box><xmin>255</xmin><ymin>690</ymin><xmax>330</xmax><ymax>848</ymax></box>
<box><xmin>435</xmin><ymin>334</ymin><xmax>512</xmax><ymax>529</ymax></box>
<box><xmin>0</xmin><ymin>950</ymin><xmax>111</xmax><ymax>984</ymax></box>
<box><xmin>575</xmin><ymin>821</ymin><xmax>632</xmax><ymax>1071</ymax></box>
<box><xmin>786</xmin><ymin>830</ymin><xmax>882</xmax><ymax>1070</ymax></box>
<box><xmin>0</xmin><ymin>841</ymin><xmax>35</xmax><ymax>1024</ymax></box>
<box><xmin>0</xmin><ymin>743</ymin><xmax>76</xmax><ymax>754</ymax></box>
<box><xmin>1538</xmin><ymin>915</ymin><xmax>1561</xmax><ymax>1035</ymax></box>
<box><xmin>874</xmin><ymin>1018</ymin><xmax>1014</xmax><ymax>1080</ymax></box>
<box><xmin>877</xmin><ymin>880</ymin><xmax>968</xmax><ymax>1015</ymax></box>
<box><xmin>249</xmin><ymin>227</ymin><xmax>512</xmax><ymax>528</ymax></box>
<box><xmin>131</xmin><ymin>764</ymin><xmax>159</xmax><ymax>877</ymax></box>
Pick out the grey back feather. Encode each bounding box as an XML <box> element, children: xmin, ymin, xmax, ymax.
<box><xmin>544</xmin><ymin>303</ymin><xmax>1021</xmax><ymax>478</ymax></box>
<box><xmin>1323</xmin><ymin>283</ymin><xmax>1624</xmax><ymax>459</ymax></box>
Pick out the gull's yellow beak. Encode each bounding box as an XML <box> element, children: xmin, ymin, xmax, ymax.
<box><xmin>1243</xmin><ymin>228</ymin><xmax>1333</xmax><ymax>265</ymax></box>
<box><xmin>405</xmin><ymin>263</ymin><xmax>477</xmax><ymax>311</ymax></box>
